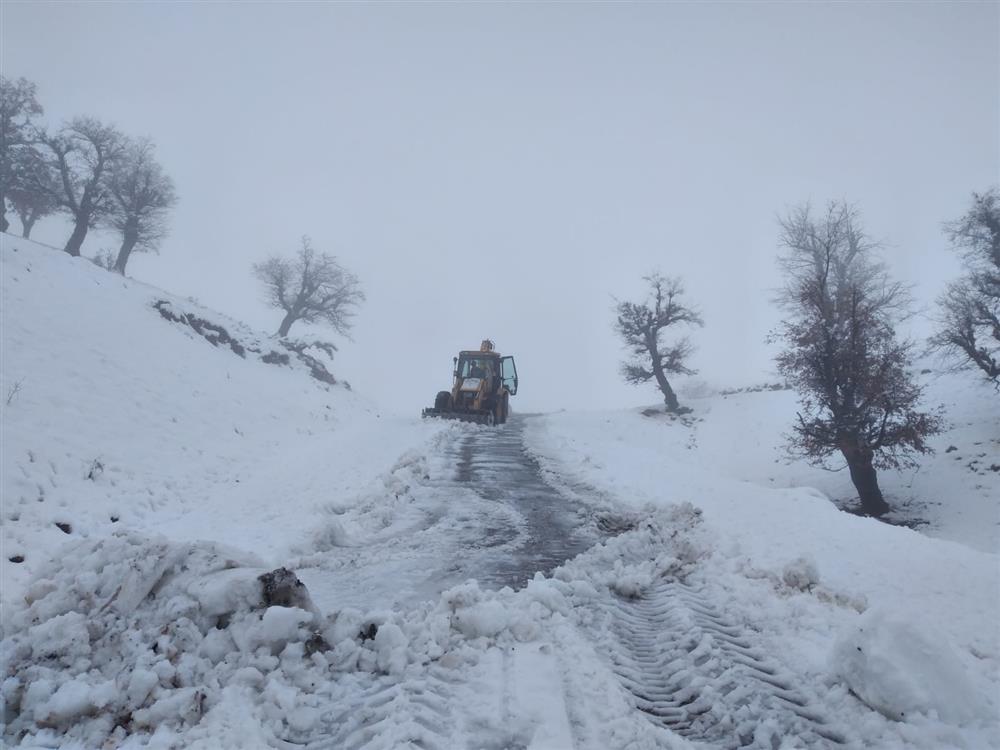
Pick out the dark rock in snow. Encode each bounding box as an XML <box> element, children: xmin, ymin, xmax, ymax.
<box><xmin>258</xmin><ymin>567</ymin><xmax>314</xmax><ymax>611</ymax></box>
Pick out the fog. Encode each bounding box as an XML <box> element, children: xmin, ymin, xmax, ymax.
<box><xmin>5</xmin><ymin>2</ymin><xmax>997</xmax><ymax>414</ymax></box>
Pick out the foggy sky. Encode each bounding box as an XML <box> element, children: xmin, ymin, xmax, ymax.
<box><xmin>4</xmin><ymin>2</ymin><xmax>998</xmax><ymax>414</ymax></box>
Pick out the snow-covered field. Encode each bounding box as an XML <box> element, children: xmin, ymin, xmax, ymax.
<box><xmin>2</xmin><ymin>235</ymin><xmax>998</xmax><ymax>748</ymax></box>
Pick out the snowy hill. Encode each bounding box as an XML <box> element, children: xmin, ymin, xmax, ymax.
<box><xmin>2</xmin><ymin>234</ymin><xmax>998</xmax><ymax>749</ymax></box>
<box><xmin>633</xmin><ymin>378</ymin><xmax>999</xmax><ymax>552</ymax></box>
<box><xmin>0</xmin><ymin>235</ymin><xmax>442</xmax><ymax>602</ymax></box>
<box><xmin>528</xmin><ymin>397</ymin><xmax>999</xmax><ymax>639</ymax></box>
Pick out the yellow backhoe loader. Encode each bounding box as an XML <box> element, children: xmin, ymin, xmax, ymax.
<box><xmin>422</xmin><ymin>340</ymin><xmax>518</xmax><ymax>425</ymax></box>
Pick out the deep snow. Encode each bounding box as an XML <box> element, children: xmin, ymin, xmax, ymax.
<box><xmin>2</xmin><ymin>235</ymin><xmax>999</xmax><ymax>748</ymax></box>
<box><xmin>525</xmin><ymin>408</ymin><xmax>1000</xmax><ymax>747</ymax></box>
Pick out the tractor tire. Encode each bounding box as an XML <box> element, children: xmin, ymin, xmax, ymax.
<box><xmin>484</xmin><ymin>411</ymin><xmax>495</xmax><ymax>427</ymax></box>
<box><xmin>434</xmin><ymin>391</ymin><xmax>452</xmax><ymax>411</ymax></box>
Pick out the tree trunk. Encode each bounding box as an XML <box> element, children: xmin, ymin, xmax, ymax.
<box><xmin>114</xmin><ymin>233</ymin><xmax>138</xmax><ymax>274</ymax></box>
<box><xmin>842</xmin><ymin>445</ymin><xmax>889</xmax><ymax>516</ymax></box>
<box><xmin>0</xmin><ymin>207</ymin><xmax>8</xmax><ymax>234</ymax></box>
<box><xmin>645</xmin><ymin>335</ymin><xmax>682</xmax><ymax>413</ymax></box>
<box><xmin>651</xmin><ymin>361</ymin><xmax>681</xmax><ymax>412</ymax></box>
<box><xmin>277</xmin><ymin>310</ymin><xmax>297</xmax><ymax>337</ymax></box>
<box><xmin>63</xmin><ymin>216</ymin><xmax>90</xmax><ymax>257</ymax></box>
<box><xmin>21</xmin><ymin>214</ymin><xmax>37</xmax><ymax>239</ymax></box>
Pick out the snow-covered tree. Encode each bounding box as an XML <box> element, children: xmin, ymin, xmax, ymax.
<box><xmin>774</xmin><ymin>201</ymin><xmax>941</xmax><ymax>517</ymax></box>
<box><xmin>37</xmin><ymin>117</ymin><xmax>126</xmax><ymax>256</ymax></box>
<box><xmin>615</xmin><ymin>273</ymin><xmax>703</xmax><ymax>413</ymax></box>
<box><xmin>253</xmin><ymin>237</ymin><xmax>364</xmax><ymax>338</ymax></box>
<box><xmin>1</xmin><ymin>75</ymin><xmax>44</xmax><ymax>233</ymax></box>
<box><xmin>929</xmin><ymin>188</ymin><xmax>1000</xmax><ymax>388</ymax></box>
<box><xmin>6</xmin><ymin>144</ymin><xmax>58</xmax><ymax>238</ymax></box>
<box><xmin>104</xmin><ymin>138</ymin><xmax>177</xmax><ymax>274</ymax></box>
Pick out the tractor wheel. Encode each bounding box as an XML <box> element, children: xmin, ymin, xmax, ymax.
<box><xmin>434</xmin><ymin>391</ymin><xmax>452</xmax><ymax>411</ymax></box>
<box><xmin>484</xmin><ymin>411</ymin><xmax>495</xmax><ymax>427</ymax></box>
<box><xmin>498</xmin><ymin>393</ymin><xmax>509</xmax><ymax>424</ymax></box>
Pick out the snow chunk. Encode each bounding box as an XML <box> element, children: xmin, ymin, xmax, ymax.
<box><xmin>830</xmin><ymin>607</ymin><xmax>992</xmax><ymax>724</ymax></box>
<box><xmin>186</xmin><ymin>567</ymin><xmax>269</xmax><ymax>618</ymax></box>
<box><xmin>781</xmin><ymin>556</ymin><xmax>820</xmax><ymax>591</ymax></box>
<box><xmin>35</xmin><ymin>677</ymin><xmax>116</xmax><ymax>725</ymax></box>
<box><xmin>452</xmin><ymin>599</ymin><xmax>511</xmax><ymax>639</ymax></box>
<box><xmin>373</xmin><ymin>622</ymin><xmax>408</xmax><ymax>675</ymax></box>
<box><xmin>25</xmin><ymin>611</ymin><xmax>90</xmax><ymax>663</ymax></box>
<box><xmin>253</xmin><ymin>606</ymin><xmax>315</xmax><ymax>649</ymax></box>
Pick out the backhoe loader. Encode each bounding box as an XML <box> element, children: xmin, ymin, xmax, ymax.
<box><xmin>422</xmin><ymin>340</ymin><xmax>518</xmax><ymax>425</ymax></box>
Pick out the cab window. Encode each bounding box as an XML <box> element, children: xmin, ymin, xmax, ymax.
<box><xmin>459</xmin><ymin>358</ymin><xmax>492</xmax><ymax>379</ymax></box>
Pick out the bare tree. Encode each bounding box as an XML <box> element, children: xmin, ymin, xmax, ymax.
<box><xmin>7</xmin><ymin>144</ymin><xmax>58</xmax><ymax>238</ymax></box>
<box><xmin>37</xmin><ymin>117</ymin><xmax>125</xmax><ymax>256</ymax></box>
<box><xmin>1</xmin><ymin>76</ymin><xmax>44</xmax><ymax>233</ymax></box>
<box><xmin>775</xmin><ymin>202</ymin><xmax>941</xmax><ymax>517</ymax></box>
<box><xmin>104</xmin><ymin>138</ymin><xmax>177</xmax><ymax>274</ymax></box>
<box><xmin>929</xmin><ymin>188</ymin><xmax>1000</xmax><ymax>388</ymax></box>
<box><xmin>615</xmin><ymin>273</ymin><xmax>704</xmax><ymax>413</ymax></box>
<box><xmin>253</xmin><ymin>237</ymin><xmax>365</xmax><ymax>338</ymax></box>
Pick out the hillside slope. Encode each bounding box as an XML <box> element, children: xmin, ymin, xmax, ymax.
<box><xmin>677</xmin><ymin>378</ymin><xmax>1000</xmax><ymax>552</ymax></box>
<box><xmin>0</xmin><ymin>235</ymin><xmax>441</xmax><ymax>603</ymax></box>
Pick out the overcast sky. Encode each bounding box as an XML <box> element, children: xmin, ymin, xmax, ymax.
<box><xmin>4</xmin><ymin>1</ymin><xmax>998</xmax><ymax>414</ymax></box>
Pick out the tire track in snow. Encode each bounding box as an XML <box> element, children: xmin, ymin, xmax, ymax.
<box><xmin>304</xmin><ymin>666</ymin><xmax>460</xmax><ymax>750</ymax></box>
<box><xmin>593</xmin><ymin>577</ymin><xmax>847</xmax><ymax>748</ymax></box>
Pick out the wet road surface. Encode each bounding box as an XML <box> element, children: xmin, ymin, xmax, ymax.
<box><xmin>446</xmin><ymin>415</ymin><xmax>601</xmax><ymax>590</ymax></box>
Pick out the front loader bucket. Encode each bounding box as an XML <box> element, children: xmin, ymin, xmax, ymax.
<box><xmin>422</xmin><ymin>408</ymin><xmax>492</xmax><ymax>424</ymax></box>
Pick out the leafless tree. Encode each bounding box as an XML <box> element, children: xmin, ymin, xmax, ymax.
<box><xmin>253</xmin><ymin>237</ymin><xmax>365</xmax><ymax>338</ymax></box>
<box><xmin>929</xmin><ymin>188</ymin><xmax>1000</xmax><ymax>388</ymax></box>
<box><xmin>1</xmin><ymin>76</ymin><xmax>44</xmax><ymax>233</ymax></box>
<box><xmin>615</xmin><ymin>273</ymin><xmax>704</xmax><ymax>413</ymax></box>
<box><xmin>7</xmin><ymin>144</ymin><xmax>58</xmax><ymax>238</ymax></box>
<box><xmin>104</xmin><ymin>138</ymin><xmax>177</xmax><ymax>274</ymax></box>
<box><xmin>774</xmin><ymin>201</ymin><xmax>941</xmax><ymax>517</ymax></box>
<box><xmin>37</xmin><ymin>117</ymin><xmax>125</xmax><ymax>256</ymax></box>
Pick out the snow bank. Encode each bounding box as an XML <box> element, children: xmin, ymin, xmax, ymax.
<box><xmin>2</xmin><ymin>533</ymin><xmax>296</xmax><ymax>745</ymax></box>
<box><xmin>831</xmin><ymin>607</ymin><xmax>992</xmax><ymax>725</ymax></box>
<box><xmin>1</xmin><ymin>520</ymin><xmax>689</xmax><ymax>749</ymax></box>
<box><xmin>526</xmin><ymin>409</ymin><xmax>1000</xmax><ymax>747</ymax></box>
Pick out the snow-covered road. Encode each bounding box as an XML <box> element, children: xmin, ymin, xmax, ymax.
<box><xmin>293</xmin><ymin>417</ymin><xmax>848</xmax><ymax>746</ymax></box>
<box><xmin>294</xmin><ymin>419</ymin><xmax>854</xmax><ymax>749</ymax></box>
<box><xmin>425</xmin><ymin>416</ymin><xmax>602</xmax><ymax>590</ymax></box>
<box><xmin>294</xmin><ymin>415</ymin><xmax>605</xmax><ymax>615</ymax></box>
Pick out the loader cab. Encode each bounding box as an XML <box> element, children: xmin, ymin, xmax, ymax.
<box><xmin>456</xmin><ymin>354</ymin><xmax>497</xmax><ymax>383</ymax></box>
<box><xmin>455</xmin><ymin>353</ymin><xmax>517</xmax><ymax>395</ymax></box>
